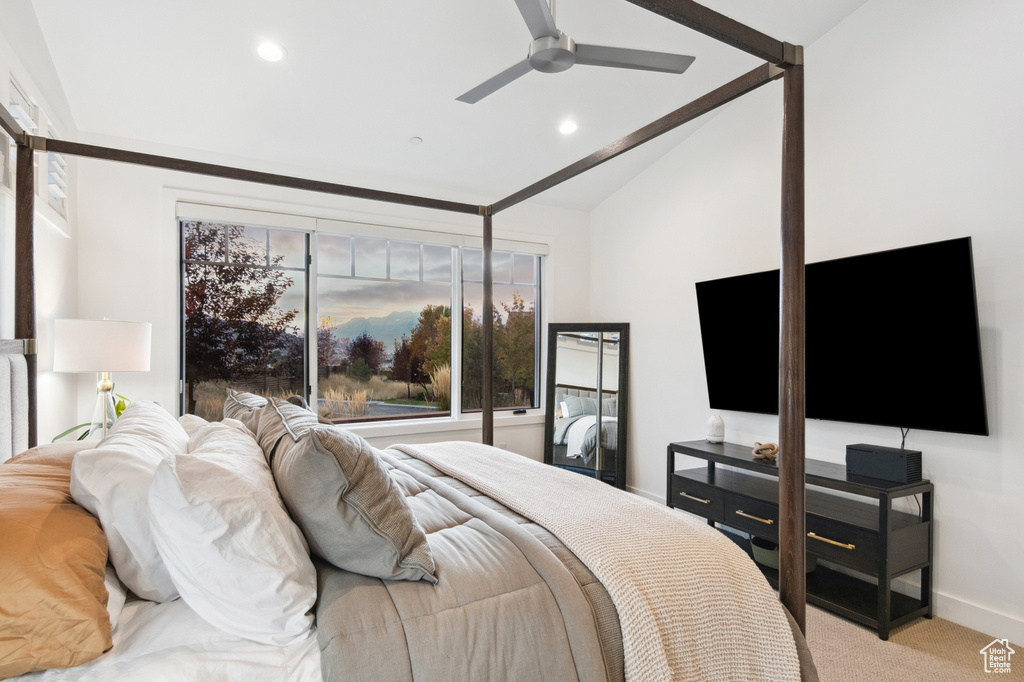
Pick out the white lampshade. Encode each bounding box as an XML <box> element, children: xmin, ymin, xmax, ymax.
<box><xmin>53</xmin><ymin>319</ymin><xmax>152</xmax><ymax>373</ymax></box>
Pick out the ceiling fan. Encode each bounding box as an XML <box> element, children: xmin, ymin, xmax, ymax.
<box><xmin>456</xmin><ymin>0</ymin><xmax>696</xmax><ymax>104</ymax></box>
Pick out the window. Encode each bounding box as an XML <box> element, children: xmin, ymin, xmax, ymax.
<box><xmin>461</xmin><ymin>249</ymin><xmax>540</xmax><ymax>411</ymax></box>
<box><xmin>181</xmin><ymin>220</ymin><xmax>308</xmax><ymax>420</ymax></box>
<box><xmin>1</xmin><ymin>128</ymin><xmax>11</xmax><ymax>189</ymax></box>
<box><xmin>44</xmin><ymin>119</ymin><xmax>68</xmax><ymax>216</ymax></box>
<box><xmin>316</xmin><ymin>234</ymin><xmax>454</xmax><ymax>422</ymax></box>
<box><xmin>180</xmin><ymin>212</ymin><xmax>543</xmax><ymax>425</ymax></box>
<box><xmin>7</xmin><ymin>80</ymin><xmax>36</xmax><ymax>192</ymax></box>
<box><xmin>8</xmin><ymin>80</ymin><xmax>36</xmax><ymax>133</ymax></box>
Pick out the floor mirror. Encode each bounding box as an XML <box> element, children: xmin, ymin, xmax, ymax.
<box><xmin>543</xmin><ymin>323</ymin><xmax>629</xmax><ymax>489</ymax></box>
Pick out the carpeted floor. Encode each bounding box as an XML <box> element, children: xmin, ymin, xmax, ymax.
<box><xmin>806</xmin><ymin>605</ymin><xmax>1023</xmax><ymax>680</ymax></box>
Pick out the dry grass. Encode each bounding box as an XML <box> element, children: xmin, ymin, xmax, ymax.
<box><xmin>190</xmin><ymin>380</ymin><xmax>294</xmax><ymax>421</ymax></box>
<box><xmin>193</xmin><ymin>388</ymin><xmax>227</xmax><ymax>422</ymax></box>
<box><xmin>430</xmin><ymin>364</ymin><xmax>451</xmax><ymax>411</ymax></box>
<box><xmin>322</xmin><ymin>388</ymin><xmax>368</xmax><ymax>418</ymax></box>
<box><xmin>319</xmin><ymin>374</ymin><xmax>411</xmax><ymax>402</ymax></box>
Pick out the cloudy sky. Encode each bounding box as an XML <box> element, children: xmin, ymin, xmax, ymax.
<box><xmin>189</xmin><ymin>223</ymin><xmax>538</xmax><ymax>329</ymax></box>
<box><xmin>317</xmin><ymin>279</ymin><xmax>452</xmax><ymax>325</ymax></box>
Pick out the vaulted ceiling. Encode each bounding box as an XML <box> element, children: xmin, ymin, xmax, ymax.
<box><xmin>31</xmin><ymin>0</ymin><xmax>867</xmax><ymax>210</ymax></box>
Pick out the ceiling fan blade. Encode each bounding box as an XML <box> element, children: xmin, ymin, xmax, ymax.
<box><xmin>514</xmin><ymin>0</ymin><xmax>559</xmax><ymax>40</ymax></box>
<box><xmin>456</xmin><ymin>59</ymin><xmax>534</xmax><ymax>104</ymax></box>
<box><xmin>574</xmin><ymin>44</ymin><xmax>695</xmax><ymax>74</ymax></box>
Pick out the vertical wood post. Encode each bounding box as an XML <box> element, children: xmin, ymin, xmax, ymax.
<box><xmin>779</xmin><ymin>60</ymin><xmax>806</xmax><ymax>632</ymax></box>
<box><xmin>481</xmin><ymin>212</ymin><xmax>494</xmax><ymax>445</ymax></box>
<box><xmin>15</xmin><ymin>143</ymin><xmax>37</xmax><ymax>447</ymax></box>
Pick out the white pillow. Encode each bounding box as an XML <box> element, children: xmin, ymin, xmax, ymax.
<box><xmin>177</xmin><ymin>413</ymin><xmax>209</xmax><ymax>438</ymax></box>
<box><xmin>148</xmin><ymin>420</ymin><xmax>316</xmax><ymax>645</ymax></box>
<box><xmin>71</xmin><ymin>401</ymin><xmax>189</xmax><ymax>602</ymax></box>
<box><xmin>104</xmin><ymin>563</ymin><xmax>128</xmax><ymax>633</ymax></box>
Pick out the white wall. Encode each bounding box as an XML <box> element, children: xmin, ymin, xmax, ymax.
<box><xmin>75</xmin><ymin>158</ymin><xmax>591</xmax><ymax>460</ymax></box>
<box><xmin>589</xmin><ymin>0</ymin><xmax>1024</xmax><ymax>643</ymax></box>
<box><xmin>0</xmin><ymin>3</ymin><xmax>79</xmax><ymax>444</ymax></box>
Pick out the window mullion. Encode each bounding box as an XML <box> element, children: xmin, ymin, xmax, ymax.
<box><xmin>451</xmin><ymin>246</ymin><xmax>463</xmax><ymax>419</ymax></box>
<box><xmin>306</xmin><ymin>232</ymin><xmax>316</xmax><ymax>407</ymax></box>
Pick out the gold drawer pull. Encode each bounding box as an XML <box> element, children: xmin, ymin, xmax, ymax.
<box><xmin>808</xmin><ymin>532</ymin><xmax>855</xmax><ymax>550</ymax></box>
<box><xmin>735</xmin><ymin>510</ymin><xmax>774</xmax><ymax>525</ymax></box>
<box><xmin>679</xmin><ymin>492</ymin><xmax>711</xmax><ymax>505</ymax></box>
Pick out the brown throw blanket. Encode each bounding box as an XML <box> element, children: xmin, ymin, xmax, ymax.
<box><xmin>394</xmin><ymin>442</ymin><xmax>802</xmax><ymax>682</ymax></box>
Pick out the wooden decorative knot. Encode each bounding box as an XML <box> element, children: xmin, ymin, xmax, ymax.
<box><xmin>752</xmin><ymin>442</ymin><xmax>779</xmax><ymax>462</ymax></box>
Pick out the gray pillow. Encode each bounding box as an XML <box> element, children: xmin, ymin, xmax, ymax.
<box><xmin>254</xmin><ymin>398</ymin><xmax>319</xmax><ymax>462</ymax></box>
<box><xmin>564</xmin><ymin>395</ymin><xmax>598</xmax><ymax>417</ymax></box>
<box><xmin>223</xmin><ymin>389</ymin><xmax>268</xmax><ymax>433</ymax></box>
<box><xmin>258</xmin><ymin>399</ymin><xmax>436</xmax><ymax>584</ymax></box>
<box><xmin>602</xmin><ymin>397</ymin><xmax>617</xmax><ymax>416</ymax></box>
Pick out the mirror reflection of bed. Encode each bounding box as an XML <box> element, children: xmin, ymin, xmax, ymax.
<box><xmin>544</xmin><ymin>323</ymin><xmax>629</xmax><ymax>489</ymax></box>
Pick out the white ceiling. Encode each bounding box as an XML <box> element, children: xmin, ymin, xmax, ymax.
<box><xmin>30</xmin><ymin>0</ymin><xmax>867</xmax><ymax>211</ymax></box>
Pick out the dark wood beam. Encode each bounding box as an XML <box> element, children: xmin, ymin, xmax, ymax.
<box><xmin>1</xmin><ymin>105</ymin><xmax>26</xmax><ymax>144</ymax></box>
<box><xmin>778</xmin><ymin>61</ymin><xmax>807</xmax><ymax>633</ymax></box>
<box><xmin>492</xmin><ymin>63</ymin><xmax>782</xmax><ymax>213</ymax></box>
<box><xmin>41</xmin><ymin>138</ymin><xmax>481</xmax><ymax>216</ymax></box>
<box><xmin>481</xmin><ymin>212</ymin><xmax>494</xmax><ymax>445</ymax></box>
<box><xmin>15</xmin><ymin>143</ymin><xmax>37</xmax><ymax>447</ymax></box>
<box><xmin>625</xmin><ymin>0</ymin><xmax>786</xmax><ymax>64</ymax></box>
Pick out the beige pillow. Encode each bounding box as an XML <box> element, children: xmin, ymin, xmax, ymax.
<box><xmin>223</xmin><ymin>388</ymin><xmax>268</xmax><ymax>433</ymax></box>
<box><xmin>0</xmin><ymin>443</ymin><xmax>111</xmax><ymax>678</ymax></box>
<box><xmin>257</xmin><ymin>399</ymin><xmax>436</xmax><ymax>583</ymax></box>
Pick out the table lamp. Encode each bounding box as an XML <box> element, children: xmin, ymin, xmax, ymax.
<box><xmin>53</xmin><ymin>319</ymin><xmax>152</xmax><ymax>440</ymax></box>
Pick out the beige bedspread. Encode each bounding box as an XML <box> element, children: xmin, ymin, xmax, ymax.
<box><xmin>394</xmin><ymin>441</ymin><xmax>802</xmax><ymax>682</ymax></box>
<box><xmin>315</xmin><ymin>444</ymin><xmax>615</xmax><ymax>682</ymax></box>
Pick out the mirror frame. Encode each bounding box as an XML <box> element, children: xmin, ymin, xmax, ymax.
<box><xmin>543</xmin><ymin>322</ymin><xmax>630</xmax><ymax>489</ymax></box>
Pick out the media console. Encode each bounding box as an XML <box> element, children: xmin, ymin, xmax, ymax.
<box><xmin>667</xmin><ymin>440</ymin><xmax>933</xmax><ymax>639</ymax></box>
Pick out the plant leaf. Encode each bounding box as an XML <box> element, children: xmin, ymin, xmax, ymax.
<box><xmin>53</xmin><ymin>423</ymin><xmax>90</xmax><ymax>442</ymax></box>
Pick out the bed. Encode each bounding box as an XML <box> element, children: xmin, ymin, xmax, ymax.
<box><xmin>551</xmin><ymin>385</ymin><xmax>619</xmax><ymax>474</ymax></box>
<box><xmin>3</xmin><ymin>0</ymin><xmax>815</xmax><ymax>673</ymax></box>
<box><xmin>0</xmin><ymin>392</ymin><xmax>818</xmax><ymax>681</ymax></box>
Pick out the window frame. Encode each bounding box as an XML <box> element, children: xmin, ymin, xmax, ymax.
<box><xmin>178</xmin><ymin>219</ymin><xmax>311</xmax><ymax>418</ymax></box>
<box><xmin>177</xmin><ymin>204</ymin><xmax>548</xmax><ymax>430</ymax></box>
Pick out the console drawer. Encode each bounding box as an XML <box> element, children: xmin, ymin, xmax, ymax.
<box><xmin>669</xmin><ymin>473</ymin><xmax>723</xmax><ymax>520</ymax></box>
<box><xmin>722</xmin><ymin>492</ymin><xmax>779</xmax><ymax>542</ymax></box>
<box><xmin>806</xmin><ymin>515</ymin><xmax>878</xmax><ymax>573</ymax></box>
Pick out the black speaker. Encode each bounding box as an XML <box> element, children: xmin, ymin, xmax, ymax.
<box><xmin>845</xmin><ymin>443</ymin><xmax>922</xmax><ymax>484</ymax></box>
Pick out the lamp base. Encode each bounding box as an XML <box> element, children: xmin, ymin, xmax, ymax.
<box><xmin>87</xmin><ymin>380</ymin><xmax>118</xmax><ymax>441</ymax></box>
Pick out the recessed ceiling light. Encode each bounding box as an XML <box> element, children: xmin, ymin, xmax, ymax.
<box><xmin>257</xmin><ymin>41</ymin><xmax>286</xmax><ymax>62</ymax></box>
<box><xmin>409</xmin><ymin>136</ymin><xmax>423</xmax><ymax>145</ymax></box>
<box><xmin>559</xmin><ymin>119</ymin><xmax>578</xmax><ymax>135</ymax></box>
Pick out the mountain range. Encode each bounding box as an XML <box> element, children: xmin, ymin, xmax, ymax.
<box><xmin>331</xmin><ymin>310</ymin><xmax>419</xmax><ymax>349</ymax></box>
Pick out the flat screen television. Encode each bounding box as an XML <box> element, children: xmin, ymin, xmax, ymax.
<box><xmin>695</xmin><ymin>237</ymin><xmax>988</xmax><ymax>436</ymax></box>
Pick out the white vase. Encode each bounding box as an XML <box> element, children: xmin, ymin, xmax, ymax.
<box><xmin>706</xmin><ymin>414</ymin><xmax>725</xmax><ymax>443</ymax></box>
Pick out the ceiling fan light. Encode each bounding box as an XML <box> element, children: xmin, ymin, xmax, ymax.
<box><xmin>257</xmin><ymin>41</ymin><xmax>286</xmax><ymax>62</ymax></box>
<box><xmin>559</xmin><ymin>119</ymin><xmax>578</xmax><ymax>135</ymax></box>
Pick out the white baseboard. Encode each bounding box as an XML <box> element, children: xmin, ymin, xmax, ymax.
<box><xmin>628</xmin><ymin>485</ymin><xmax>663</xmax><ymax>503</ymax></box>
<box><xmin>934</xmin><ymin>591</ymin><xmax>1024</xmax><ymax>647</ymax></box>
<box><xmin>629</xmin><ymin>484</ymin><xmax>1024</xmax><ymax>646</ymax></box>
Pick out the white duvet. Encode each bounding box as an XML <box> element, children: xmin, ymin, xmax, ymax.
<box><xmin>565</xmin><ymin>415</ymin><xmax>616</xmax><ymax>459</ymax></box>
<box><xmin>17</xmin><ymin>598</ymin><xmax>322</xmax><ymax>682</ymax></box>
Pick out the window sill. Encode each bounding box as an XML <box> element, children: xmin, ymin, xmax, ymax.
<box><xmin>343</xmin><ymin>410</ymin><xmax>545</xmax><ymax>441</ymax></box>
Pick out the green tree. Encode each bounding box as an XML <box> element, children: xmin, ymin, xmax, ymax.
<box><xmin>496</xmin><ymin>292</ymin><xmax>535</xmax><ymax>399</ymax></box>
<box><xmin>349</xmin><ymin>357</ymin><xmax>372</xmax><ymax>382</ymax></box>
<box><xmin>183</xmin><ymin>221</ymin><xmax>299</xmax><ymax>415</ymax></box>
<box><xmin>409</xmin><ymin>305</ymin><xmax>451</xmax><ymax>375</ymax></box>
<box><xmin>460</xmin><ymin>304</ymin><xmax>484</xmax><ymax>410</ymax></box>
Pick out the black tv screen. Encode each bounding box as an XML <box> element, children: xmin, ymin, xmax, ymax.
<box><xmin>695</xmin><ymin>237</ymin><xmax>989</xmax><ymax>436</ymax></box>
